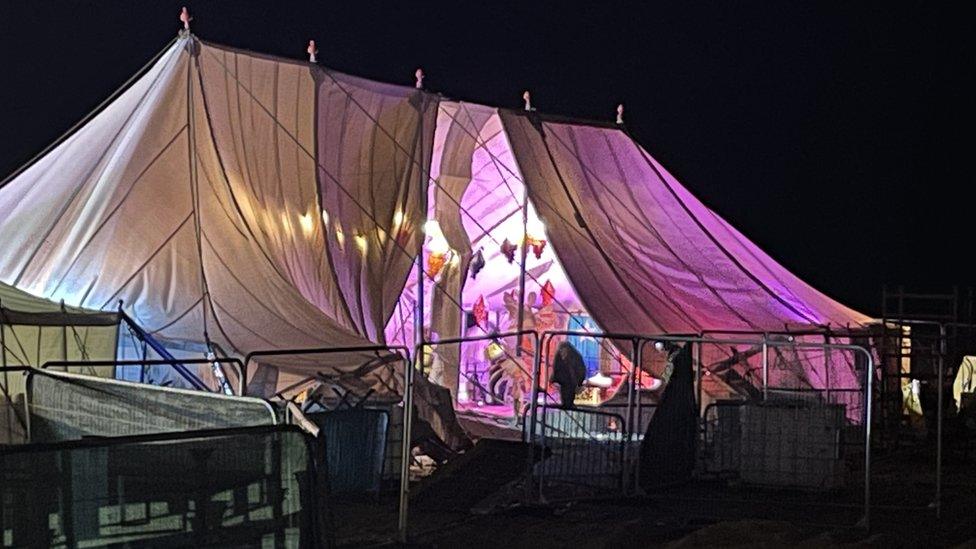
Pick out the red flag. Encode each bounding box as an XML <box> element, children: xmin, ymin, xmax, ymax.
<box><xmin>473</xmin><ymin>295</ymin><xmax>488</xmax><ymax>327</ymax></box>
<box><xmin>541</xmin><ymin>280</ymin><xmax>556</xmax><ymax>307</ymax></box>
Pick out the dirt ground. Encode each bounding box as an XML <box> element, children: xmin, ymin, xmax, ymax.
<box><xmin>331</xmin><ymin>434</ymin><xmax>976</xmax><ymax>548</ymax></box>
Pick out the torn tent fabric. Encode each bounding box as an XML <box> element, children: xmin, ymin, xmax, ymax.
<box><xmin>0</xmin><ymin>35</ymin><xmax>875</xmax><ymax>404</ymax></box>
<box><xmin>0</xmin><ymin>37</ymin><xmax>432</xmax><ymax>396</ymax></box>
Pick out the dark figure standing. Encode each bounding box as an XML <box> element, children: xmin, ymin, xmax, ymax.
<box><xmin>551</xmin><ymin>342</ymin><xmax>587</xmax><ymax>408</ymax></box>
<box><xmin>639</xmin><ymin>342</ymin><xmax>697</xmax><ymax>491</ymax></box>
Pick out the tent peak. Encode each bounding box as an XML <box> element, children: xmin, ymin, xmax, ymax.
<box><xmin>415</xmin><ymin>68</ymin><xmax>424</xmax><ymax>89</ymax></box>
<box><xmin>616</xmin><ymin>104</ymin><xmax>625</xmax><ymax>125</ymax></box>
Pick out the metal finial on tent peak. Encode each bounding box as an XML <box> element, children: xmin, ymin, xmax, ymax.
<box><xmin>180</xmin><ymin>7</ymin><xmax>192</xmax><ymax>31</ymax></box>
<box><xmin>523</xmin><ymin>91</ymin><xmax>532</xmax><ymax>111</ymax></box>
<box><xmin>616</xmin><ymin>104</ymin><xmax>625</xmax><ymax>125</ymax></box>
<box><xmin>307</xmin><ymin>40</ymin><xmax>318</xmax><ymax>63</ymax></box>
<box><xmin>415</xmin><ymin>68</ymin><xmax>425</xmax><ymax>89</ymax></box>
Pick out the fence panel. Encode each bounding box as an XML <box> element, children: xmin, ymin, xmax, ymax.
<box><xmin>528</xmin><ymin>405</ymin><xmax>627</xmax><ymax>502</ymax></box>
<box><xmin>0</xmin><ymin>426</ymin><xmax>321</xmax><ymax>547</ymax></box>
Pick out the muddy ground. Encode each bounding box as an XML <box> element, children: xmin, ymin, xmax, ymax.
<box><xmin>330</xmin><ymin>435</ymin><xmax>976</xmax><ymax>548</ymax></box>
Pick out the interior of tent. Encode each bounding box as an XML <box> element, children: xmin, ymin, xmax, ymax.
<box><xmin>0</xmin><ymin>33</ymin><xmax>877</xmax><ymax>446</ymax></box>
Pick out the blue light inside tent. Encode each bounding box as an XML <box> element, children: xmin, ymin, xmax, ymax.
<box><xmin>567</xmin><ymin>314</ymin><xmax>600</xmax><ymax>378</ymax></box>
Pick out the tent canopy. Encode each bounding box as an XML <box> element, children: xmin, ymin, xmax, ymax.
<box><xmin>0</xmin><ymin>34</ymin><xmax>873</xmax><ymax>398</ymax></box>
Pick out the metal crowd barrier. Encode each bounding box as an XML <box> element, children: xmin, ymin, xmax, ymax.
<box><xmin>520</xmin><ymin>330</ymin><xmax>875</xmax><ymax>529</ymax></box>
<box><xmin>0</xmin><ymin>424</ymin><xmax>324</xmax><ymax>547</ymax></box>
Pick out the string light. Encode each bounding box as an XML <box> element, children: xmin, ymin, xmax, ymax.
<box><xmin>525</xmin><ymin>217</ymin><xmax>547</xmax><ymax>259</ymax></box>
<box><xmin>424</xmin><ymin>220</ymin><xmax>451</xmax><ymax>278</ymax></box>
<box><xmin>298</xmin><ymin>212</ymin><xmax>315</xmax><ymax>236</ymax></box>
<box><xmin>354</xmin><ymin>234</ymin><xmax>368</xmax><ymax>255</ymax></box>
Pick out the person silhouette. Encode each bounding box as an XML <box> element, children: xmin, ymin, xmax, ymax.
<box><xmin>551</xmin><ymin>341</ymin><xmax>587</xmax><ymax>409</ymax></box>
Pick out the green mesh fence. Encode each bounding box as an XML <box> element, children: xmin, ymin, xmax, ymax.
<box><xmin>1</xmin><ymin>425</ymin><xmax>323</xmax><ymax>547</ymax></box>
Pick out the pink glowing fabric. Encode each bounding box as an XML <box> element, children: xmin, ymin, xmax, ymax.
<box><xmin>0</xmin><ymin>35</ymin><xmax>873</xmax><ymax>400</ymax></box>
<box><xmin>499</xmin><ymin>111</ymin><xmax>872</xmax><ymax>335</ymax></box>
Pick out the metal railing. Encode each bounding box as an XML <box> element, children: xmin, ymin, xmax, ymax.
<box><xmin>242</xmin><ymin>344</ymin><xmax>412</xmax><ymax>544</ymax></box>
<box><xmin>529</xmin><ymin>404</ymin><xmax>627</xmax><ymax>502</ymax></box>
<box><xmin>0</xmin><ymin>424</ymin><xmax>325</xmax><ymax>547</ymax></box>
<box><xmin>42</xmin><ymin>357</ymin><xmax>246</xmax><ymax>395</ymax></box>
<box><xmin>519</xmin><ymin>330</ymin><xmax>875</xmax><ymax>529</ymax></box>
<box><xmin>13</xmin><ymin>329</ymin><xmax>882</xmax><ymax>539</ymax></box>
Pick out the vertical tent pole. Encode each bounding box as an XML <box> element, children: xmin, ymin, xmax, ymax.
<box><xmin>633</xmin><ymin>339</ymin><xmax>645</xmax><ymax>492</ymax></box>
<box><xmin>624</xmin><ymin>338</ymin><xmax>636</xmax><ymax>493</ymax></box>
<box><xmin>399</xmin><ymin>93</ymin><xmax>429</xmax><ymax>541</ymax></box>
<box><xmin>936</xmin><ymin>323</ymin><xmax>945</xmax><ymax>518</ymax></box>
<box><xmin>516</xmin><ymin>183</ymin><xmax>529</xmax><ymax>355</ymax></box>
<box><xmin>824</xmin><ymin>333</ymin><xmax>831</xmax><ymax>404</ymax></box>
<box><xmin>761</xmin><ymin>334</ymin><xmax>769</xmax><ymax>401</ymax></box>
<box><xmin>524</xmin><ymin>332</ymin><xmax>544</xmax><ymax>502</ymax></box>
<box><xmin>399</xmin><ymin>340</ymin><xmax>417</xmax><ymax>542</ymax></box>
<box><xmin>862</xmin><ymin>344</ymin><xmax>873</xmax><ymax>531</ymax></box>
<box><xmin>60</xmin><ymin>300</ymin><xmax>69</xmax><ymax>362</ymax></box>
<box><xmin>140</xmin><ymin>339</ymin><xmax>148</xmax><ymax>384</ymax></box>
<box><xmin>694</xmin><ymin>336</ymin><xmax>703</xmax><ymax>415</ymax></box>
<box><xmin>1</xmin><ymin>303</ymin><xmax>8</xmax><ymax>440</ymax></box>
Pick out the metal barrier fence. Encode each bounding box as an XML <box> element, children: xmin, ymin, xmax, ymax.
<box><xmin>43</xmin><ymin>357</ymin><xmax>247</xmax><ymax>395</ymax></box>
<box><xmin>528</xmin><ymin>404</ymin><xmax>628</xmax><ymax>502</ymax></box>
<box><xmin>520</xmin><ymin>331</ymin><xmax>875</xmax><ymax>529</ymax></box>
<box><xmin>9</xmin><ymin>329</ymin><xmax>885</xmax><ymax>540</ymax></box>
<box><xmin>0</xmin><ymin>425</ymin><xmax>323</xmax><ymax>547</ymax></box>
<box><xmin>243</xmin><ymin>345</ymin><xmax>411</xmax><ymax>545</ymax></box>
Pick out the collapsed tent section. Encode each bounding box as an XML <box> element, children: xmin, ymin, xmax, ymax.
<box><xmin>0</xmin><ymin>34</ymin><xmax>876</xmax><ymax>417</ymax></box>
<box><xmin>0</xmin><ymin>36</ymin><xmax>437</xmax><ymax>400</ymax></box>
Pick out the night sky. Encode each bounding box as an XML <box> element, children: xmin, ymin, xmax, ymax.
<box><xmin>1</xmin><ymin>1</ymin><xmax>971</xmax><ymax>316</ymax></box>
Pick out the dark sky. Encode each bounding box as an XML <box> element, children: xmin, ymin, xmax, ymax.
<box><xmin>1</xmin><ymin>1</ymin><xmax>971</xmax><ymax>316</ymax></box>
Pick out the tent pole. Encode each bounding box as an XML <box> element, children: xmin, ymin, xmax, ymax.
<box><xmin>935</xmin><ymin>323</ymin><xmax>945</xmax><ymax>518</ymax></box>
<box><xmin>516</xmin><ymin>185</ymin><xmax>529</xmax><ymax>355</ymax></box>
<box><xmin>61</xmin><ymin>300</ymin><xmax>69</xmax><ymax>361</ymax></box>
<box><xmin>695</xmin><ymin>336</ymin><xmax>703</xmax><ymax>415</ymax></box>
<box><xmin>762</xmin><ymin>334</ymin><xmax>769</xmax><ymax>401</ymax></box>
<box><xmin>399</xmin><ymin>127</ymin><xmax>429</xmax><ymax>542</ymax></box>
<box><xmin>824</xmin><ymin>333</ymin><xmax>831</xmax><ymax>404</ymax></box>
<box><xmin>630</xmin><ymin>338</ymin><xmax>643</xmax><ymax>493</ymax></box>
<box><xmin>1</xmin><ymin>306</ymin><xmax>8</xmax><ymax>438</ymax></box>
<box><xmin>399</xmin><ymin>275</ymin><xmax>419</xmax><ymax>543</ymax></box>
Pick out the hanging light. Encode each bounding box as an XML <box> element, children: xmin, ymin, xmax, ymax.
<box><xmin>353</xmin><ymin>233</ymin><xmax>368</xmax><ymax>255</ymax></box>
<box><xmin>525</xmin><ymin>217</ymin><xmax>547</xmax><ymax>259</ymax></box>
<box><xmin>298</xmin><ymin>212</ymin><xmax>315</xmax><ymax>236</ymax></box>
<box><xmin>486</xmin><ymin>340</ymin><xmax>505</xmax><ymax>361</ymax></box>
<box><xmin>500</xmin><ymin>238</ymin><xmax>518</xmax><ymax>264</ymax></box>
<box><xmin>335</xmin><ymin>224</ymin><xmax>345</xmax><ymax>249</ymax></box>
<box><xmin>469</xmin><ymin>248</ymin><xmax>486</xmax><ymax>279</ymax></box>
<box><xmin>425</xmin><ymin>220</ymin><xmax>451</xmax><ymax>279</ymax></box>
<box><xmin>427</xmin><ymin>254</ymin><xmax>447</xmax><ymax>279</ymax></box>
